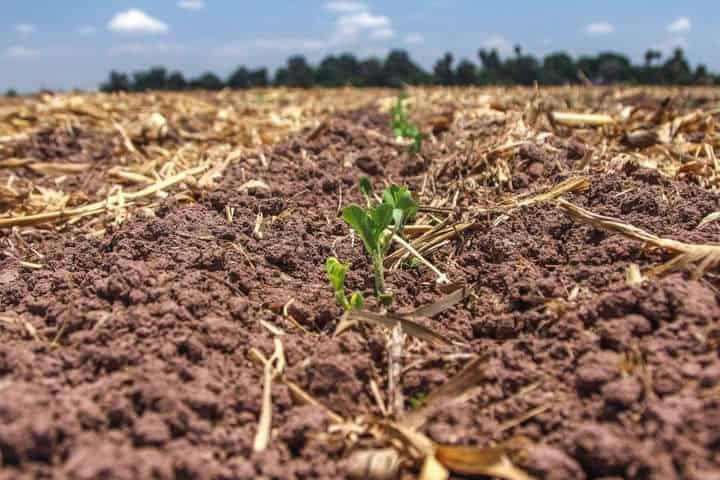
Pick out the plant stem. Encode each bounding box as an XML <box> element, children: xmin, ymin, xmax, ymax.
<box><xmin>335</xmin><ymin>291</ymin><xmax>349</xmax><ymax>310</ymax></box>
<box><xmin>372</xmin><ymin>254</ymin><xmax>386</xmax><ymax>297</ymax></box>
<box><xmin>388</xmin><ymin>323</ymin><xmax>405</xmax><ymax>418</ymax></box>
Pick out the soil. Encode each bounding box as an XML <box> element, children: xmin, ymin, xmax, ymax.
<box><xmin>1</xmin><ymin>90</ymin><xmax>719</xmax><ymax>479</ymax></box>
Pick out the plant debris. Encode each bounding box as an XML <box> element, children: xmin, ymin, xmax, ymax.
<box><xmin>1</xmin><ymin>86</ymin><xmax>720</xmax><ymax>479</ymax></box>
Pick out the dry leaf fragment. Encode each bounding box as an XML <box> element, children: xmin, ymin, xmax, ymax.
<box><xmin>407</xmin><ymin>285</ymin><xmax>472</xmax><ymax>318</ymax></box>
<box><xmin>435</xmin><ymin>443</ymin><xmax>535</xmax><ymax>480</ymax></box>
<box><xmin>253</xmin><ymin>338</ymin><xmax>285</xmax><ymax>452</ymax></box>
<box><xmin>240</xmin><ymin>179</ymin><xmax>270</xmax><ymax>192</ymax></box>
<box><xmin>698</xmin><ymin>211</ymin><xmax>720</xmax><ymax>229</ymax></box>
<box><xmin>344</xmin><ymin>310</ymin><xmax>452</xmax><ymax>347</ymax></box>
<box><xmin>551</xmin><ymin>111</ymin><xmax>614</xmax><ymax>127</ymax></box>
<box><xmin>419</xmin><ymin>455</ymin><xmax>449</xmax><ymax>480</ymax></box>
<box><xmin>557</xmin><ymin>198</ymin><xmax>720</xmax><ymax>279</ymax></box>
<box><xmin>625</xmin><ymin>263</ymin><xmax>645</xmax><ymax>286</ymax></box>
<box><xmin>347</xmin><ymin>448</ymin><xmax>400</xmax><ymax>480</ymax></box>
<box><xmin>142</xmin><ymin>112</ymin><xmax>168</xmax><ymax>140</ymax></box>
<box><xmin>402</xmin><ymin>356</ymin><xmax>487</xmax><ymax>430</ymax></box>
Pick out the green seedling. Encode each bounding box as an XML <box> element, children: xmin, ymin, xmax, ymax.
<box><xmin>342</xmin><ymin>183</ymin><xmax>418</xmax><ymax>305</ymax></box>
<box><xmin>409</xmin><ymin>391</ymin><xmax>427</xmax><ymax>409</ymax></box>
<box><xmin>325</xmin><ymin>257</ymin><xmax>364</xmax><ymax>311</ymax></box>
<box><xmin>391</xmin><ymin>94</ymin><xmax>423</xmax><ymax>154</ymax></box>
<box><xmin>359</xmin><ymin>177</ymin><xmax>373</xmax><ymax>207</ymax></box>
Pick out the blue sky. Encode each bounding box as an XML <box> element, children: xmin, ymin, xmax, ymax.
<box><xmin>1</xmin><ymin>1</ymin><xmax>716</xmax><ymax>92</ymax></box>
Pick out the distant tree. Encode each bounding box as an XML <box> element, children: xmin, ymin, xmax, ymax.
<box><xmin>579</xmin><ymin>52</ymin><xmax>633</xmax><ymax>84</ymax></box>
<box><xmin>454</xmin><ymin>59</ymin><xmax>477</xmax><ymax>85</ymax></box>
<box><xmin>477</xmin><ymin>48</ymin><xmax>504</xmax><ymax>84</ymax></box>
<box><xmin>382</xmin><ymin>49</ymin><xmax>431</xmax><ymax>87</ymax></box>
<box><xmin>274</xmin><ymin>55</ymin><xmax>315</xmax><ymax>87</ymax></box>
<box><xmin>433</xmin><ymin>52</ymin><xmax>455</xmax><ymax>85</ymax></box>
<box><xmin>644</xmin><ymin>49</ymin><xmax>662</xmax><ymax>67</ymax></box>
<box><xmin>132</xmin><ymin>67</ymin><xmax>169</xmax><ymax>91</ymax></box>
<box><xmin>693</xmin><ymin>64</ymin><xmax>713</xmax><ymax>85</ymax></box>
<box><xmin>540</xmin><ymin>52</ymin><xmax>576</xmax><ymax>85</ymax></box>
<box><xmin>503</xmin><ymin>45</ymin><xmax>540</xmax><ymax>85</ymax></box>
<box><xmin>189</xmin><ymin>72</ymin><xmax>224</xmax><ymax>90</ymax></box>
<box><xmin>5</xmin><ymin>89</ymin><xmax>18</xmax><ymax>97</ymax></box>
<box><xmin>316</xmin><ymin>53</ymin><xmax>361</xmax><ymax>86</ymax></box>
<box><xmin>661</xmin><ymin>48</ymin><xmax>692</xmax><ymax>84</ymax></box>
<box><xmin>248</xmin><ymin>68</ymin><xmax>269</xmax><ymax>87</ymax></box>
<box><xmin>96</xmin><ymin>46</ymin><xmax>720</xmax><ymax>92</ymax></box>
<box><xmin>359</xmin><ymin>57</ymin><xmax>384</xmax><ymax>86</ymax></box>
<box><xmin>166</xmin><ymin>71</ymin><xmax>187</xmax><ymax>90</ymax></box>
<box><xmin>478</xmin><ymin>49</ymin><xmax>502</xmax><ymax>72</ymax></box>
<box><xmin>100</xmin><ymin>70</ymin><xmax>131</xmax><ymax>92</ymax></box>
<box><xmin>228</xmin><ymin>66</ymin><xmax>250</xmax><ymax>89</ymax></box>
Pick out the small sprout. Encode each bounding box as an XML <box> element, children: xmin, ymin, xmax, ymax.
<box><xmin>349</xmin><ymin>291</ymin><xmax>364</xmax><ymax>310</ymax></box>
<box><xmin>390</xmin><ymin>94</ymin><xmax>423</xmax><ymax>154</ymax></box>
<box><xmin>342</xmin><ymin>180</ymin><xmax>418</xmax><ymax>305</ymax></box>
<box><xmin>326</xmin><ymin>257</ymin><xmax>364</xmax><ymax>311</ymax></box>
<box><xmin>409</xmin><ymin>391</ymin><xmax>427</xmax><ymax>409</ymax></box>
<box><xmin>359</xmin><ymin>177</ymin><xmax>374</xmax><ymax>207</ymax></box>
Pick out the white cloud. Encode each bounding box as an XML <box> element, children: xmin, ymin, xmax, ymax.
<box><xmin>370</xmin><ymin>27</ymin><xmax>394</xmax><ymax>40</ymax></box>
<box><xmin>15</xmin><ymin>23</ymin><xmax>36</xmax><ymax>34</ymax></box>
<box><xmin>335</xmin><ymin>11</ymin><xmax>391</xmax><ymax>40</ymax></box>
<box><xmin>325</xmin><ymin>1</ymin><xmax>367</xmax><ymax>12</ymax></box>
<box><xmin>78</xmin><ymin>26</ymin><xmax>97</xmax><ymax>35</ymax></box>
<box><xmin>178</xmin><ymin>0</ymin><xmax>205</xmax><ymax>10</ymax></box>
<box><xmin>6</xmin><ymin>46</ymin><xmax>40</xmax><ymax>58</ymax></box>
<box><xmin>108</xmin><ymin>9</ymin><xmax>169</xmax><ymax>34</ymax></box>
<box><xmin>215</xmin><ymin>3</ymin><xmax>396</xmax><ymax>56</ymax></box>
<box><xmin>585</xmin><ymin>22</ymin><xmax>615</xmax><ymax>35</ymax></box>
<box><xmin>404</xmin><ymin>33</ymin><xmax>424</xmax><ymax>45</ymax></box>
<box><xmin>482</xmin><ymin>34</ymin><xmax>512</xmax><ymax>54</ymax></box>
<box><xmin>667</xmin><ymin>17</ymin><xmax>691</xmax><ymax>33</ymax></box>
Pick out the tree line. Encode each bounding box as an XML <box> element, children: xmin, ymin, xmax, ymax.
<box><xmin>97</xmin><ymin>46</ymin><xmax>718</xmax><ymax>92</ymax></box>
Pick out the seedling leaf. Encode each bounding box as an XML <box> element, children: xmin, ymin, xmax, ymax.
<box><xmin>342</xmin><ymin>184</ymin><xmax>418</xmax><ymax>301</ymax></box>
<box><xmin>326</xmin><ymin>257</ymin><xmax>348</xmax><ymax>293</ymax></box>
<box><xmin>359</xmin><ymin>177</ymin><xmax>373</xmax><ymax>197</ymax></box>
<box><xmin>349</xmin><ymin>291</ymin><xmax>364</xmax><ymax>310</ymax></box>
<box><xmin>342</xmin><ymin>204</ymin><xmax>377</xmax><ymax>254</ymax></box>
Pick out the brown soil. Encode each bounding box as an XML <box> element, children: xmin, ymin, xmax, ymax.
<box><xmin>1</xmin><ymin>88</ymin><xmax>719</xmax><ymax>479</ymax></box>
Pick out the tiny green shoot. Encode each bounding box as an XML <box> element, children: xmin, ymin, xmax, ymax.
<box><xmin>409</xmin><ymin>391</ymin><xmax>427</xmax><ymax>409</ymax></box>
<box><xmin>391</xmin><ymin>94</ymin><xmax>423</xmax><ymax>154</ymax></box>
<box><xmin>359</xmin><ymin>177</ymin><xmax>373</xmax><ymax>207</ymax></box>
<box><xmin>342</xmin><ymin>181</ymin><xmax>418</xmax><ymax>305</ymax></box>
<box><xmin>325</xmin><ymin>257</ymin><xmax>365</xmax><ymax>310</ymax></box>
<box><xmin>326</xmin><ymin>257</ymin><xmax>364</xmax><ymax>311</ymax></box>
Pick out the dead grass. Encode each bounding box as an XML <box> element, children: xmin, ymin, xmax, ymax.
<box><xmin>4</xmin><ymin>85</ymin><xmax>720</xmax><ymax>479</ymax></box>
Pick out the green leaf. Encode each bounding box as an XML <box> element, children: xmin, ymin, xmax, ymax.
<box><xmin>370</xmin><ymin>203</ymin><xmax>393</xmax><ymax>233</ymax></box>
<box><xmin>379</xmin><ymin>292</ymin><xmax>393</xmax><ymax>306</ymax></box>
<box><xmin>409</xmin><ymin>391</ymin><xmax>427</xmax><ymax>409</ymax></box>
<box><xmin>325</xmin><ymin>257</ymin><xmax>348</xmax><ymax>292</ymax></box>
<box><xmin>342</xmin><ymin>204</ymin><xmax>377</xmax><ymax>254</ymax></box>
<box><xmin>359</xmin><ymin>177</ymin><xmax>373</xmax><ymax>198</ymax></box>
<box><xmin>382</xmin><ymin>185</ymin><xmax>418</xmax><ymax>230</ymax></box>
<box><xmin>349</xmin><ymin>291</ymin><xmax>364</xmax><ymax>310</ymax></box>
<box><xmin>409</xmin><ymin>134</ymin><xmax>423</xmax><ymax>154</ymax></box>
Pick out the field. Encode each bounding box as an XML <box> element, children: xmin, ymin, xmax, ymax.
<box><xmin>1</xmin><ymin>86</ymin><xmax>719</xmax><ymax>479</ymax></box>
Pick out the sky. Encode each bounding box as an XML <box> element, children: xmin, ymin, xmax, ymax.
<box><xmin>1</xmin><ymin>0</ymin><xmax>717</xmax><ymax>92</ymax></box>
